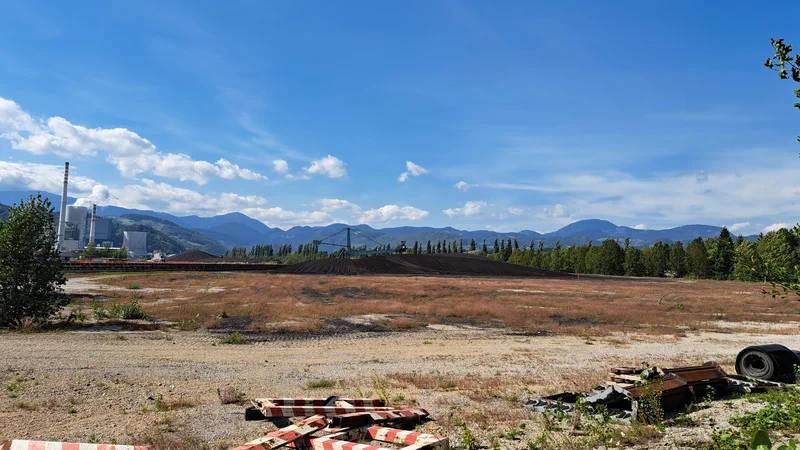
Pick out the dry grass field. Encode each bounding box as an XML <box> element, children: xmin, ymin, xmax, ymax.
<box><xmin>70</xmin><ymin>272</ymin><xmax>800</xmax><ymax>336</ymax></box>
<box><xmin>2</xmin><ymin>272</ymin><xmax>799</xmax><ymax>449</ymax></box>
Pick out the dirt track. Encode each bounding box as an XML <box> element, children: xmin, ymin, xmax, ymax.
<box><xmin>1</xmin><ymin>326</ymin><xmax>798</xmax><ymax>448</ymax></box>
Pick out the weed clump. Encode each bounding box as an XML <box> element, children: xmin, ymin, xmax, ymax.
<box><xmin>93</xmin><ymin>300</ymin><xmax>153</xmax><ymax>321</ymax></box>
<box><xmin>307</xmin><ymin>379</ymin><xmax>337</xmax><ymax>390</ymax></box>
<box><xmin>220</xmin><ymin>332</ymin><xmax>246</xmax><ymax>345</ymax></box>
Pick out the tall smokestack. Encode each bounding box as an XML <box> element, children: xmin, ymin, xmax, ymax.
<box><xmin>56</xmin><ymin>162</ymin><xmax>69</xmax><ymax>251</ymax></box>
<box><xmin>89</xmin><ymin>204</ymin><xmax>97</xmax><ymax>245</ymax></box>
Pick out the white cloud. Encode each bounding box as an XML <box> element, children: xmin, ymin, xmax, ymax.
<box><xmin>317</xmin><ymin>198</ymin><xmax>362</xmax><ymax>214</ymax></box>
<box><xmin>285</xmin><ymin>173</ymin><xmax>311</xmax><ymax>181</ymax></box>
<box><xmin>0</xmin><ymin>161</ymin><xmax>97</xmax><ymax>195</ymax></box>
<box><xmin>487</xmin><ymin>168</ymin><xmax>800</xmax><ymax>226</ymax></box>
<box><xmin>764</xmin><ymin>223</ymin><xmax>791</xmax><ymax>233</ymax></box>
<box><xmin>728</xmin><ymin>222</ymin><xmax>750</xmax><ymax>233</ymax></box>
<box><xmin>398</xmin><ymin>161</ymin><xmax>429</xmax><ymax>183</ymax></box>
<box><xmin>358</xmin><ymin>205</ymin><xmax>429</xmax><ymax>223</ymax></box>
<box><xmin>406</xmin><ymin>161</ymin><xmax>428</xmax><ymax>176</ymax></box>
<box><xmin>242</xmin><ymin>207</ymin><xmax>336</xmax><ymax>227</ymax></box>
<box><xmin>543</xmin><ymin>204</ymin><xmax>572</xmax><ymax>219</ymax></box>
<box><xmin>633</xmin><ymin>224</ymin><xmax>648</xmax><ymax>230</ymax></box>
<box><xmin>0</xmin><ymin>97</ymin><xmax>267</xmax><ymax>185</ymax></box>
<box><xmin>0</xmin><ymin>161</ymin><xmax>429</xmax><ymax>228</ymax></box>
<box><xmin>272</xmin><ymin>159</ymin><xmax>289</xmax><ymax>173</ymax></box>
<box><xmin>443</xmin><ymin>201</ymin><xmax>488</xmax><ymax>218</ymax></box>
<box><xmin>507</xmin><ymin>207</ymin><xmax>526</xmax><ymax>216</ymax></box>
<box><xmin>304</xmin><ymin>155</ymin><xmax>347</xmax><ymax>178</ymax></box>
<box><xmin>73</xmin><ymin>185</ymin><xmax>111</xmax><ymax>207</ymax></box>
<box><xmin>454</xmin><ymin>181</ymin><xmax>478</xmax><ymax>192</ymax></box>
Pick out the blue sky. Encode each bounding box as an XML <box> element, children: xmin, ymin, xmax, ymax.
<box><xmin>1</xmin><ymin>1</ymin><xmax>799</xmax><ymax>233</ymax></box>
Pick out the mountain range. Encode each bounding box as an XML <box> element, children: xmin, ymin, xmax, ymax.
<box><xmin>0</xmin><ymin>190</ymin><xmax>754</xmax><ymax>254</ymax></box>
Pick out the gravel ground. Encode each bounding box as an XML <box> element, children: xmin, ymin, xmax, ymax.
<box><xmin>1</xmin><ymin>326</ymin><xmax>798</xmax><ymax>448</ymax></box>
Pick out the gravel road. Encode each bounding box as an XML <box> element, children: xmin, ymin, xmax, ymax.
<box><xmin>1</xmin><ymin>325</ymin><xmax>798</xmax><ymax>448</ymax></box>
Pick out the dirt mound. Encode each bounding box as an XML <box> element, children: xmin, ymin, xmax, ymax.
<box><xmin>279</xmin><ymin>253</ymin><xmax>565</xmax><ymax>277</ymax></box>
<box><xmin>167</xmin><ymin>250</ymin><xmax>221</xmax><ymax>262</ymax></box>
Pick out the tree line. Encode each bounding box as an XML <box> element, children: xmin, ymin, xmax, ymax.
<box><xmin>502</xmin><ymin>227</ymin><xmax>798</xmax><ymax>283</ymax></box>
<box><xmin>222</xmin><ymin>242</ymin><xmax>328</xmax><ymax>263</ymax></box>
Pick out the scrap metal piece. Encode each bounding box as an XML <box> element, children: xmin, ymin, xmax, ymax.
<box><xmin>736</xmin><ymin>344</ymin><xmax>800</xmax><ymax>382</ymax></box>
<box><xmin>525</xmin><ymin>385</ymin><xmax>636</xmax><ymax>425</ymax></box>
<box><xmin>0</xmin><ymin>441</ymin><xmax>148</xmax><ymax>450</ymax></box>
<box><xmin>231</xmin><ymin>415</ymin><xmax>329</xmax><ymax>450</ymax></box>
<box><xmin>628</xmin><ymin>373</ymin><xmax>693</xmax><ymax>412</ymax></box>
<box><xmin>663</xmin><ymin>362</ymin><xmax>729</xmax><ymax>397</ymax></box>
<box><xmin>726</xmin><ymin>375</ymin><xmax>786</xmax><ymax>394</ymax></box>
<box><xmin>330</xmin><ymin>409</ymin><xmax>430</xmax><ymax>428</ymax></box>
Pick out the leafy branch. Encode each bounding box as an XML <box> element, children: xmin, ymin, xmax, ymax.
<box><xmin>765</xmin><ymin>38</ymin><xmax>800</xmax><ymax>144</ymax></box>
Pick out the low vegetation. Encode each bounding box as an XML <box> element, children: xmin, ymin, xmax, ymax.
<box><xmin>92</xmin><ymin>301</ymin><xmax>152</xmax><ymax>321</ymax></box>
<box><xmin>307</xmin><ymin>379</ymin><xmax>337</xmax><ymax>390</ymax></box>
<box><xmin>219</xmin><ymin>332</ymin><xmax>246</xmax><ymax>345</ymax></box>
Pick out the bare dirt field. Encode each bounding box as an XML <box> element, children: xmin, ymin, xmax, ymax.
<box><xmin>2</xmin><ymin>272</ymin><xmax>800</xmax><ymax>449</ymax></box>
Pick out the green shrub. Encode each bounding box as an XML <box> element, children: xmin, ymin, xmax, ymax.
<box><xmin>220</xmin><ymin>332</ymin><xmax>246</xmax><ymax>345</ymax></box>
<box><xmin>0</xmin><ymin>195</ymin><xmax>67</xmax><ymax>326</ymax></box>
<box><xmin>108</xmin><ymin>301</ymin><xmax>151</xmax><ymax>320</ymax></box>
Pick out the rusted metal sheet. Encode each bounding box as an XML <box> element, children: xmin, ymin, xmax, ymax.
<box><xmin>231</xmin><ymin>415</ymin><xmax>329</xmax><ymax>450</ymax></box>
<box><xmin>527</xmin><ymin>361</ymin><xmax>739</xmax><ymax>425</ymax></box>
<box><xmin>330</xmin><ymin>409</ymin><xmax>430</xmax><ymax>428</ymax></box>
<box><xmin>0</xmin><ymin>441</ymin><xmax>148</xmax><ymax>450</ymax></box>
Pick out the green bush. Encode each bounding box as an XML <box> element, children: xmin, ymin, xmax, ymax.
<box><xmin>92</xmin><ymin>301</ymin><xmax>152</xmax><ymax>321</ymax></box>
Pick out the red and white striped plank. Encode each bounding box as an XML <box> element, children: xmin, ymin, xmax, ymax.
<box><xmin>331</xmin><ymin>409</ymin><xmax>430</xmax><ymax>428</ymax></box>
<box><xmin>368</xmin><ymin>427</ymin><xmax>447</xmax><ymax>448</ymax></box>
<box><xmin>230</xmin><ymin>415</ymin><xmax>328</xmax><ymax>450</ymax></box>
<box><xmin>254</xmin><ymin>398</ymin><xmax>385</xmax><ymax>407</ymax></box>
<box><xmin>256</xmin><ymin>405</ymin><xmax>393</xmax><ymax>418</ymax></box>
<box><xmin>312</xmin><ymin>427</ymin><xmax>447</xmax><ymax>450</ymax></box>
<box><xmin>308</xmin><ymin>438</ymin><xmax>391</xmax><ymax>450</ymax></box>
<box><xmin>0</xmin><ymin>441</ymin><xmax>148</xmax><ymax>450</ymax></box>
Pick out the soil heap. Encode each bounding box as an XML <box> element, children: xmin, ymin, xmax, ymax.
<box><xmin>279</xmin><ymin>253</ymin><xmax>565</xmax><ymax>277</ymax></box>
<box><xmin>167</xmin><ymin>250</ymin><xmax>221</xmax><ymax>262</ymax></box>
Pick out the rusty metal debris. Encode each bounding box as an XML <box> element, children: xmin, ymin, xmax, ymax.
<box><xmin>526</xmin><ymin>358</ymin><xmax>789</xmax><ymax>425</ymax></box>
<box><xmin>238</xmin><ymin>396</ymin><xmax>446</xmax><ymax>450</ymax></box>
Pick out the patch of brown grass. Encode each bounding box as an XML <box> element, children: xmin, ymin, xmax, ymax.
<box><xmin>386</xmin><ymin>316</ymin><xmax>429</xmax><ymax>330</ymax></box>
<box><xmin>154</xmin><ymin>396</ymin><xmax>199</xmax><ymax>411</ymax></box>
<box><xmin>71</xmin><ymin>272</ymin><xmax>800</xmax><ymax>336</ymax></box>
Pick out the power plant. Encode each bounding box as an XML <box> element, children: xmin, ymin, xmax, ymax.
<box><xmin>54</xmin><ymin>161</ymin><xmax>144</xmax><ymax>259</ymax></box>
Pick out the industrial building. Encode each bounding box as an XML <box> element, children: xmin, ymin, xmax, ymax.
<box><xmin>55</xmin><ymin>162</ymin><xmax>146</xmax><ymax>259</ymax></box>
<box><xmin>123</xmin><ymin>231</ymin><xmax>147</xmax><ymax>257</ymax></box>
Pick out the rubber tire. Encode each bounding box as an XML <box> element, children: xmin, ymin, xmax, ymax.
<box><xmin>738</xmin><ymin>350</ymin><xmax>776</xmax><ymax>380</ymax></box>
